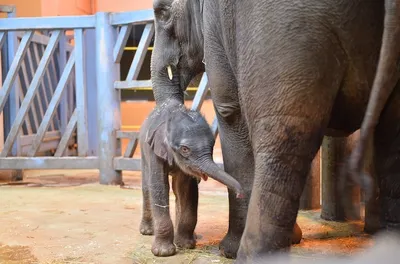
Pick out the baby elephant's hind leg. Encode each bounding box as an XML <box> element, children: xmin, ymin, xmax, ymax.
<box><xmin>172</xmin><ymin>173</ymin><xmax>199</xmax><ymax>249</ymax></box>
<box><xmin>140</xmin><ymin>154</ymin><xmax>154</xmax><ymax>235</ymax></box>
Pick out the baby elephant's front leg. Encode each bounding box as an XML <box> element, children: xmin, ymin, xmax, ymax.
<box><xmin>172</xmin><ymin>173</ymin><xmax>199</xmax><ymax>249</ymax></box>
<box><xmin>149</xmin><ymin>160</ymin><xmax>176</xmax><ymax>257</ymax></box>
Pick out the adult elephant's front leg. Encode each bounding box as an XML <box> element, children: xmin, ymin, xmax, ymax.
<box><xmin>206</xmin><ymin>49</ymin><xmax>254</xmax><ymax>259</ymax></box>
<box><xmin>234</xmin><ymin>28</ymin><xmax>343</xmax><ymax>263</ymax></box>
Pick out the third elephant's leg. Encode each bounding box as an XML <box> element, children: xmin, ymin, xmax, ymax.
<box><xmin>374</xmin><ymin>80</ymin><xmax>400</xmax><ymax>232</ymax></box>
<box><xmin>172</xmin><ymin>173</ymin><xmax>199</xmax><ymax>249</ymax></box>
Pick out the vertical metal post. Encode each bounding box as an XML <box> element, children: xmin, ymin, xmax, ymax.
<box><xmin>2</xmin><ymin>7</ymin><xmax>23</xmax><ymax>180</ymax></box>
<box><xmin>320</xmin><ymin>136</ymin><xmax>360</xmax><ymax>221</ymax></box>
<box><xmin>85</xmin><ymin>29</ymin><xmax>98</xmax><ymax>156</ymax></box>
<box><xmin>95</xmin><ymin>12</ymin><xmax>122</xmax><ymax>184</ymax></box>
<box><xmin>58</xmin><ymin>32</ymin><xmax>68</xmax><ymax>136</ymax></box>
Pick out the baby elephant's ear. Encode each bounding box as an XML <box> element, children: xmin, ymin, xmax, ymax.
<box><xmin>145</xmin><ymin>122</ymin><xmax>174</xmax><ymax>165</ymax></box>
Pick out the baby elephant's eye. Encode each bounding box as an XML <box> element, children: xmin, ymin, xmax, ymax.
<box><xmin>179</xmin><ymin>146</ymin><xmax>190</xmax><ymax>155</ymax></box>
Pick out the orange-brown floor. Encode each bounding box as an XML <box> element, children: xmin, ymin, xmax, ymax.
<box><xmin>0</xmin><ymin>170</ymin><xmax>373</xmax><ymax>264</ymax></box>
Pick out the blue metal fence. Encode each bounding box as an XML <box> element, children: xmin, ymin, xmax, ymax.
<box><xmin>0</xmin><ymin>5</ymin><xmax>214</xmax><ymax>185</ymax></box>
<box><xmin>0</xmin><ymin>5</ymin><xmax>346</xmax><ymax>213</ymax></box>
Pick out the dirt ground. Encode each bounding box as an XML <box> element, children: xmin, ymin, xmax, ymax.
<box><xmin>0</xmin><ymin>169</ymin><xmax>375</xmax><ymax>264</ymax></box>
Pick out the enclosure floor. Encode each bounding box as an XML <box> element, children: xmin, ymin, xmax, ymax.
<box><xmin>0</xmin><ymin>170</ymin><xmax>372</xmax><ymax>264</ymax></box>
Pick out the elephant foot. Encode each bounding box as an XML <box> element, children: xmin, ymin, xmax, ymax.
<box><xmin>219</xmin><ymin>232</ymin><xmax>241</xmax><ymax>259</ymax></box>
<box><xmin>174</xmin><ymin>234</ymin><xmax>196</xmax><ymax>249</ymax></box>
<box><xmin>139</xmin><ymin>220</ymin><xmax>154</xmax><ymax>235</ymax></box>
<box><xmin>291</xmin><ymin>222</ymin><xmax>302</xmax><ymax>244</ymax></box>
<box><xmin>151</xmin><ymin>238</ymin><xmax>176</xmax><ymax>257</ymax></box>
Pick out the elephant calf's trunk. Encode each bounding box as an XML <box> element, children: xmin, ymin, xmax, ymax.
<box><xmin>202</xmin><ymin>161</ymin><xmax>245</xmax><ymax>199</ymax></box>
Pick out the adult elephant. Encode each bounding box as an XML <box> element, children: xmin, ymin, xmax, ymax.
<box><xmin>150</xmin><ymin>0</ymin><xmax>301</xmax><ymax>258</ymax></box>
<box><xmin>150</xmin><ymin>0</ymin><xmax>400</xmax><ymax>262</ymax></box>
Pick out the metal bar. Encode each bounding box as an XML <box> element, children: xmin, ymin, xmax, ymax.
<box><xmin>320</xmin><ymin>137</ymin><xmax>349</xmax><ymax>221</ymax></box>
<box><xmin>191</xmin><ymin>73</ymin><xmax>209</xmax><ymax>111</ymax></box>
<box><xmin>16</xmin><ymin>32</ymin><xmax>48</xmax><ymax>46</ymax></box>
<box><xmin>18</xmin><ymin>55</ymin><xmax>34</xmax><ymax>134</ymax></box>
<box><xmin>20</xmin><ymin>131</ymin><xmax>60</xmax><ymax>146</ymax></box>
<box><xmin>42</xmin><ymin>47</ymin><xmax>58</xmax><ymax>130</ymax></box>
<box><xmin>22</xmin><ymin>139</ymin><xmax>61</xmax><ymax>155</ymax></box>
<box><xmin>1</xmin><ymin>30</ymin><xmax>61</xmax><ymax>157</ymax></box>
<box><xmin>126</xmin><ymin>23</ymin><xmax>154</xmax><ymax>81</ymax></box>
<box><xmin>84</xmin><ymin>29</ymin><xmax>98</xmax><ymax>156</ymax></box>
<box><xmin>113</xmin><ymin>157</ymin><xmax>141</xmax><ymax>171</ymax></box>
<box><xmin>4</xmin><ymin>13</ymin><xmax>23</xmax><ymax>157</ymax></box>
<box><xmin>116</xmin><ymin>131</ymin><xmax>139</xmax><ymax>139</ymax></box>
<box><xmin>114</xmin><ymin>80</ymin><xmax>152</xmax><ymax>89</ymax></box>
<box><xmin>110</xmin><ymin>9</ymin><xmax>154</xmax><ymax>26</ymax></box>
<box><xmin>0</xmin><ymin>15</ymin><xmax>96</xmax><ymax>31</ymax></box>
<box><xmin>0</xmin><ymin>157</ymin><xmax>98</xmax><ymax>169</ymax></box>
<box><xmin>47</xmin><ymin>46</ymin><xmax>61</xmax><ymax>129</ymax></box>
<box><xmin>96</xmin><ymin>12</ymin><xmax>122</xmax><ymax>184</ymax></box>
<box><xmin>58</xmin><ymin>32</ymin><xmax>68</xmax><ymax>134</ymax></box>
<box><xmin>124</xmin><ymin>47</ymin><xmax>153</xmax><ymax>51</ymax></box>
<box><xmin>211</xmin><ymin>117</ymin><xmax>219</xmax><ymax>138</ymax></box>
<box><xmin>113</xmin><ymin>24</ymin><xmax>132</xmax><ymax>63</ymax></box>
<box><xmin>123</xmin><ymin>138</ymin><xmax>138</xmax><ymax>158</ymax></box>
<box><xmin>32</xmin><ymin>43</ymin><xmax>54</xmax><ymax>130</ymax></box>
<box><xmin>28</xmin><ymin>51</ymin><xmax>75</xmax><ymax>157</ymax></box>
<box><xmin>17</xmin><ymin>80</ymin><xmax>33</xmax><ymax>135</ymax></box>
<box><xmin>74</xmin><ymin>29</ymin><xmax>89</xmax><ymax>156</ymax></box>
<box><xmin>55</xmin><ymin>109</ymin><xmax>77</xmax><ymax>157</ymax></box>
<box><xmin>0</xmin><ymin>31</ymin><xmax>33</xmax><ymax>113</ymax></box>
<box><xmin>24</xmin><ymin>48</ymin><xmax>40</xmax><ymax>133</ymax></box>
<box><xmin>26</xmin><ymin>48</ymin><xmax>45</xmax><ymax>130</ymax></box>
<box><xmin>0</xmin><ymin>32</ymin><xmax>5</xmax><ymax>50</ymax></box>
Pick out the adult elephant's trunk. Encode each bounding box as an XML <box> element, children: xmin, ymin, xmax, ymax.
<box><xmin>200</xmin><ymin>159</ymin><xmax>245</xmax><ymax>199</ymax></box>
<box><xmin>346</xmin><ymin>0</ymin><xmax>400</xmax><ymax>211</ymax></box>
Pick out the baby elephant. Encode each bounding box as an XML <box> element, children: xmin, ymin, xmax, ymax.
<box><xmin>139</xmin><ymin>98</ymin><xmax>244</xmax><ymax>257</ymax></box>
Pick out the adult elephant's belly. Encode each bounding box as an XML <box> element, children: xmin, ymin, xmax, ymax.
<box><xmin>325</xmin><ymin>1</ymin><xmax>385</xmax><ymax>136</ymax></box>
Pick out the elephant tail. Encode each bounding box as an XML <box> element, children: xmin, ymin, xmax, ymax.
<box><xmin>343</xmin><ymin>0</ymin><xmax>400</xmax><ymax>218</ymax></box>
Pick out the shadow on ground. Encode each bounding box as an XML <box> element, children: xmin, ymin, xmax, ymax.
<box><xmin>0</xmin><ymin>170</ymin><xmax>372</xmax><ymax>264</ymax></box>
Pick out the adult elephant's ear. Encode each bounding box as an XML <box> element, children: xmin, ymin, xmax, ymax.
<box><xmin>145</xmin><ymin>120</ymin><xmax>174</xmax><ymax>166</ymax></box>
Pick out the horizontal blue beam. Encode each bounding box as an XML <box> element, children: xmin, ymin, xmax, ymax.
<box><xmin>0</xmin><ymin>15</ymin><xmax>95</xmax><ymax>31</ymax></box>
<box><xmin>110</xmin><ymin>9</ymin><xmax>154</xmax><ymax>26</ymax></box>
<box><xmin>114</xmin><ymin>80</ymin><xmax>152</xmax><ymax>89</ymax></box>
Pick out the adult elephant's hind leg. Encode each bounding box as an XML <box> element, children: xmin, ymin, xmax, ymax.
<box><xmin>172</xmin><ymin>173</ymin><xmax>199</xmax><ymax>249</ymax></box>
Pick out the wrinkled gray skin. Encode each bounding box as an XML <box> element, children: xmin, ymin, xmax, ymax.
<box><xmin>345</xmin><ymin>0</ymin><xmax>400</xmax><ymax>231</ymax></box>
<box><xmin>201</xmin><ymin>0</ymin><xmax>400</xmax><ymax>262</ymax></box>
<box><xmin>152</xmin><ymin>0</ymin><xmax>400</xmax><ymax>261</ymax></box>
<box><xmin>150</xmin><ymin>0</ymin><xmax>302</xmax><ymax>259</ymax></box>
<box><xmin>139</xmin><ymin>98</ymin><xmax>244</xmax><ymax>257</ymax></box>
